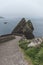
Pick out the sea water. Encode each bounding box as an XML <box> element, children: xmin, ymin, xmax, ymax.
<box><xmin>0</xmin><ymin>18</ymin><xmax>43</xmax><ymax>37</ymax></box>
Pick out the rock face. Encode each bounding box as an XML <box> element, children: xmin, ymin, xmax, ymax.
<box><xmin>28</xmin><ymin>38</ymin><xmax>43</xmax><ymax>47</ymax></box>
<box><xmin>12</xmin><ymin>18</ymin><xmax>34</xmax><ymax>39</ymax></box>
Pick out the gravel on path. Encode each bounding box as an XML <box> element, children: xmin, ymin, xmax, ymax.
<box><xmin>0</xmin><ymin>36</ymin><xmax>28</xmax><ymax>65</ymax></box>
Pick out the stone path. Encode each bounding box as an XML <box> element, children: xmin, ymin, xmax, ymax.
<box><xmin>0</xmin><ymin>36</ymin><xmax>28</xmax><ymax>65</ymax></box>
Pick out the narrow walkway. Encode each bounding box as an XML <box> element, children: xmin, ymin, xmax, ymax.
<box><xmin>0</xmin><ymin>36</ymin><xmax>28</xmax><ymax>65</ymax></box>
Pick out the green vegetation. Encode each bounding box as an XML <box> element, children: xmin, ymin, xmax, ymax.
<box><xmin>19</xmin><ymin>40</ymin><xmax>28</xmax><ymax>50</ymax></box>
<box><xmin>19</xmin><ymin>40</ymin><xmax>43</xmax><ymax>65</ymax></box>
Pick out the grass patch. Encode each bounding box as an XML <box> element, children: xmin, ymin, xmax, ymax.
<box><xmin>25</xmin><ymin>47</ymin><xmax>40</xmax><ymax>60</ymax></box>
<box><xmin>19</xmin><ymin>40</ymin><xmax>30</xmax><ymax>50</ymax></box>
<box><xmin>19</xmin><ymin>40</ymin><xmax>43</xmax><ymax>65</ymax></box>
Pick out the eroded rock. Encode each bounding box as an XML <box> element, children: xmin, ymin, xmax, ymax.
<box><xmin>12</xmin><ymin>18</ymin><xmax>34</xmax><ymax>39</ymax></box>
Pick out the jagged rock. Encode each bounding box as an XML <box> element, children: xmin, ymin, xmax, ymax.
<box><xmin>28</xmin><ymin>38</ymin><xmax>42</xmax><ymax>47</ymax></box>
<box><xmin>12</xmin><ymin>18</ymin><xmax>26</xmax><ymax>34</ymax></box>
<box><xmin>12</xmin><ymin>18</ymin><xmax>34</xmax><ymax>39</ymax></box>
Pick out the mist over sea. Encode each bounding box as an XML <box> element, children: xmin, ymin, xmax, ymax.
<box><xmin>0</xmin><ymin>18</ymin><xmax>43</xmax><ymax>37</ymax></box>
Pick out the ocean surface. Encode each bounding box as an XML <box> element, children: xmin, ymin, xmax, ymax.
<box><xmin>0</xmin><ymin>18</ymin><xmax>43</xmax><ymax>37</ymax></box>
<box><xmin>31</xmin><ymin>19</ymin><xmax>43</xmax><ymax>37</ymax></box>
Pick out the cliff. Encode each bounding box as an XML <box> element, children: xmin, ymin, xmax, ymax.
<box><xmin>12</xmin><ymin>18</ymin><xmax>34</xmax><ymax>39</ymax></box>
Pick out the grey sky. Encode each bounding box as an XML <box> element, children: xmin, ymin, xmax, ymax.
<box><xmin>0</xmin><ymin>0</ymin><xmax>43</xmax><ymax>18</ymax></box>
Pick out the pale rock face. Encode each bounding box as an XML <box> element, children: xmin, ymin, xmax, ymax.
<box><xmin>28</xmin><ymin>38</ymin><xmax>43</xmax><ymax>47</ymax></box>
<box><xmin>28</xmin><ymin>42</ymin><xmax>36</xmax><ymax>47</ymax></box>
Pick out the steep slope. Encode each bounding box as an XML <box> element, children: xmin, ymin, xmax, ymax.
<box><xmin>12</xmin><ymin>18</ymin><xmax>34</xmax><ymax>39</ymax></box>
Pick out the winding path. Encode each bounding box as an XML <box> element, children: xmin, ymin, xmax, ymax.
<box><xmin>0</xmin><ymin>36</ymin><xmax>28</xmax><ymax>65</ymax></box>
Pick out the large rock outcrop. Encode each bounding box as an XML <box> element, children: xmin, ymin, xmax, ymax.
<box><xmin>12</xmin><ymin>18</ymin><xmax>34</xmax><ymax>39</ymax></box>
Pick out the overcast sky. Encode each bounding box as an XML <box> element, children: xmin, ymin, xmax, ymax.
<box><xmin>0</xmin><ymin>0</ymin><xmax>43</xmax><ymax>18</ymax></box>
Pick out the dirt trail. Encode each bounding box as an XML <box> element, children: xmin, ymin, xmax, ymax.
<box><xmin>0</xmin><ymin>36</ymin><xmax>28</xmax><ymax>65</ymax></box>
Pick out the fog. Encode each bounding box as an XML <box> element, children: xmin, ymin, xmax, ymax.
<box><xmin>0</xmin><ymin>0</ymin><xmax>43</xmax><ymax>18</ymax></box>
